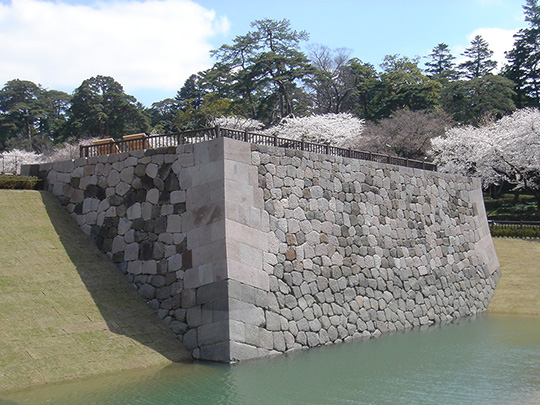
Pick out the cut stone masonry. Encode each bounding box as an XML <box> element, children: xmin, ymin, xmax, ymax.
<box><xmin>24</xmin><ymin>137</ymin><xmax>500</xmax><ymax>362</ymax></box>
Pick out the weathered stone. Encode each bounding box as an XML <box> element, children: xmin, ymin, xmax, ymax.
<box><xmin>29</xmin><ymin>136</ymin><xmax>499</xmax><ymax>365</ymax></box>
<box><xmin>139</xmin><ymin>284</ymin><xmax>155</xmax><ymax>300</ymax></box>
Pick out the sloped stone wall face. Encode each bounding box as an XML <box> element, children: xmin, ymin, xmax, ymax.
<box><xmin>35</xmin><ymin>146</ymin><xmax>194</xmax><ymax>339</ymax></box>
<box><xmin>25</xmin><ymin>138</ymin><xmax>500</xmax><ymax>362</ymax></box>
<box><xmin>28</xmin><ymin>139</ymin><xmax>272</xmax><ymax>362</ymax></box>
<box><xmin>252</xmin><ymin>144</ymin><xmax>500</xmax><ymax>351</ymax></box>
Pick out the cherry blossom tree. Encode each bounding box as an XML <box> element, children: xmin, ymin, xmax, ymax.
<box><xmin>263</xmin><ymin>113</ymin><xmax>364</xmax><ymax>147</ymax></box>
<box><xmin>210</xmin><ymin>116</ymin><xmax>264</xmax><ymax>131</ymax></box>
<box><xmin>0</xmin><ymin>149</ymin><xmax>44</xmax><ymax>174</ymax></box>
<box><xmin>43</xmin><ymin>138</ymin><xmax>99</xmax><ymax>162</ymax></box>
<box><xmin>431</xmin><ymin>108</ymin><xmax>540</xmax><ymax>204</ymax></box>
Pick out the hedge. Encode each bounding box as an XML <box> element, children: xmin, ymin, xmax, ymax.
<box><xmin>0</xmin><ymin>174</ymin><xmax>41</xmax><ymax>190</ymax></box>
<box><xmin>490</xmin><ymin>226</ymin><xmax>540</xmax><ymax>239</ymax></box>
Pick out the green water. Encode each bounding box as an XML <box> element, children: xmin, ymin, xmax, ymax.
<box><xmin>3</xmin><ymin>313</ymin><xmax>540</xmax><ymax>404</ymax></box>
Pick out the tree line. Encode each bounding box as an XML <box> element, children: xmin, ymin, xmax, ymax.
<box><xmin>1</xmin><ymin>0</ymin><xmax>540</xmax><ymax>159</ymax></box>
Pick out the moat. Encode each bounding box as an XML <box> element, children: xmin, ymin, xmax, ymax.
<box><xmin>4</xmin><ymin>313</ymin><xmax>540</xmax><ymax>404</ymax></box>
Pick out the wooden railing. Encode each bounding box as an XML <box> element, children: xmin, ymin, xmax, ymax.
<box><xmin>79</xmin><ymin>126</ymin><xmax>437</xmax><ymax>172</ymax></box>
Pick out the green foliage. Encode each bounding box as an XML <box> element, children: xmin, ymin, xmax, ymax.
<box><xmin>484</xmin><ymin>192</ymin><xmax>540</xmax><ymax>221</ymax></box>
<box><xmin>504</xmin><ymin>0</ymin><xmax>540</xmax><ymax>107</ymax></box>
<box><xmin>346</xmin><ymin>59</ymin><xmax>380</xmax><ymax>120</ymax></box>
<box><xmin>459</xmin><ymin>35</ymin><xmax>497</xmax><ymax>79</ymax></box>
<box><xmin>0</xmin><ymin>174</ymin><xmax>40</xmax><ymax>189</ymax></box>
<box><xmin>67</xmin><ymin>75</ymin><xmax>149</xmax><ymax>140</ymax></box>
<box><xmin>0</xmin><ymin>79</ymin><xmax>70</xmax><ymax>152</ymax></box>
<box><xmin>373</xmin><ymin>55</ymin><xmax>442</xmax><ymax>119</ymax></box>
<box><xmin>210</xmin><ymin>18</ymin><xmax>313</xmax><ymax>124</ymax></box>
<box><xmin>441</xmin><ymin>75</ymin><xmax>516</xmax><ymax>125</ymax></box>
<box><xmin>175</xmin><ymin>94</ymin><xmax>233</xmax><ymax>130</ymax></box>
<box><xmin>490</xmin><ymin>225</ymin><xmax>540</xmax><ymax>238</ymax></box>
<box><xmin>425</xmin><ymin>43</ymin><xmax>458</xmax><ymax>82</ymax></box>
<box><xmin>148</xmin><ymin>98</ymin><xmax>179</xmax><ymax>133</ymax></box>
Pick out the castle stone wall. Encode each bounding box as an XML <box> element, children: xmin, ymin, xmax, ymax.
<box><xmin>24</xmin><ymin>137</ymin><xmax>500</xmax><ymax>362</ymax></box>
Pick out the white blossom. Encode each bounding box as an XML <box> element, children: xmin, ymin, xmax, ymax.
<box><xmin>44</xmin><ymin>138</ymin><xmax>99</xmax><ymax>162</ymax></box>
<box><xmin>211</xmin><ymin>116</ymin><xmax>264</xmax><ymax>132</ymax></box>
<box><xmin>431</xmin><ymin>108</ymin><xmax>540</xmax><ymax>190</ymax></box>
<box><xmin>0</xmin><ymin>149</ymin><xmax>44</xmax><ymax>175</ymax></box>
<box><xmin>263</xmin><ymin>113</ymin><xmax>364</xmax><ymax>147</ymax></box>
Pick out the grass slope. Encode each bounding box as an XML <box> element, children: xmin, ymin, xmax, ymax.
<box><xmin>489</xmin><ymin>238</ymin><xmax>540</xmax><ymax>315</ymax></box>
<box><xmin>0</xmin><ymin>190</ymin><xmax>189</xmax><ymax>393</ymax></box>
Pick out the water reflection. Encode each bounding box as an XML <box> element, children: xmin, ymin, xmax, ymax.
<box><xmin>2</xmin><ymin>314</ymin><xmax>540</xmax><ymax>404</ymax></box>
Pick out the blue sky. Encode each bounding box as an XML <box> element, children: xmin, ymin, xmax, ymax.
<box><xmin>0</xmin><ymin>0</ymin><xmax>528</xmax><ymax>106</ymax></box>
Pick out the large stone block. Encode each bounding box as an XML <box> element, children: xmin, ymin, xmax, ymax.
<box><xmin>197</xmin><ymin>320</ymin><xmax>229</xmax><ymax>346</ymax></box>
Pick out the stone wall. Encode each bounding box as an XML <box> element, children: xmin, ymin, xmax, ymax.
<box><xmin>252</xmin><ymin>144</ymin><xmax>500</xmax><ymax>351</ymax></box>
<box><xmin>31</xmin><ymin>146</ymin><xmax>192</xmax><ymax>337</ymax></box>
<box><xmin>24</xmin><ymin>137</ymin><xmax>500</xmax><ymax>362</ymax></box>
<box><xmin>26</xmin><ymin>139</ymin><xmax>273</xmax><ymax>362</ymax></box>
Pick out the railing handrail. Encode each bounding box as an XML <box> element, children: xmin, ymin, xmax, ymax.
<box><xmin>488</xmin><ymin>220</ymin><xmax>540</xmax><ymax>226</ymax></box>
<box><xmin>79</xmin><ymin>126</ymin><xmax>437</xmax><ymax>172</ymax></box>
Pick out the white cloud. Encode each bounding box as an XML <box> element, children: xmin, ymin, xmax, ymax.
<box><xmin>0</xmin><ymin>0</ymin><xmax>229</xmax><ymax>103</ymax></box>
<box><xmin>453</xmin><ymin>27</ymin><xmax>519</xmax><ymax>71</ymax></box>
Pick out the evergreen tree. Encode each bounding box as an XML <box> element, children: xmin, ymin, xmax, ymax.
<box><xmin>346</xmin><ymin>59</ymin><xmax>380</xmax><ymax>120</ymax></box>
<box><xmin>425</xmin><ymin>43</ymin><xmax>458</xmax><ymax>82</ymax></box>
<box><xmin>67</xmin><ymin>75</ymin><xmax>148</xmax><ymax>140</ymax></box>
<box><xmin>0</xmin><ymin>79</ymin><xmax>47</xmax><ymax>150</ymax></box>
<box><xmin>504</xmin><ymin>0</ymin><xmax>540</xmax><ymax>107</ymax></box>
<box><xmin>0</xmin><ymin>79</ymin><xmax>70</xmax><ymax>152</ymax></box>
<box><xmin>148</xmin><ymin>98</ymin><xmax>179</xmax><ymax>133</ymax></box>
<box><xmin>374</xmin><ymin>55</ymin><xmax>441</xmax><ymax>119</ymax></box>
<box><xmin>441</xmin><ymin>75</ymin><xmax>516</xmax><ymax>126</ymax></box>
<box><xmin>459</xmin><ymin>35</ymin><xmax>497</xmax><ymax>79</ymax></box>
<box><xmin>211</xmin><ymin>18</ymin><xmax>313</xmax><ymax>124</ymax></box>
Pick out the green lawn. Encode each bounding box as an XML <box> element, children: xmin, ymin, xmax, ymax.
<box><xmin>488</xmin><ymin>238</ymin><xmax>540</xmax><ymax>316</ymax></box>
<box><xmin>0</xmin><ymin>190</ymin><xmax>189</xmax><ymax>393</ymax></box>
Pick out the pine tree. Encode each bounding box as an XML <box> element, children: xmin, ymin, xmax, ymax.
<box><xmin>425</xmin><ymin>43</ymin><xmax>458</xmax><ymax>81</ymax></box>
<box><xmin>459</xmin><ymin>35</ymin><xmax>497</xmax><ymax>79</ymax></box>
<box><xmin>504</xmin><ymin>0</ymin><xmax>540</xmax><ymax>107</ymax></box>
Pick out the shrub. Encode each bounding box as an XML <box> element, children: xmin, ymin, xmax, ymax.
<box><xmin>490</xmin><ymin>226</ymin><xmax>540</xmax><ymax>238</ymax></box>
<box><xmin>0</xmin><ymin>175</ymin><xmax>41</xmax><ymax>190</ymax></box>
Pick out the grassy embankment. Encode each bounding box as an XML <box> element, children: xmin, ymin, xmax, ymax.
<box><xmin>489</xmin><ymin>238</ymin><xmax>540</xmax><ymax>316</ymax></box>
<box><xmin>0</xmin><ymin>190</ymin><xmax>189</xmax><ymax>393</ymax></box>
<box><xmin>483</xmin><ymin>191</ymin><xmax>540</xmax><ymax>314</ymax></box>
<box><xmin>0</xmin><ymin>189</ymin><xmax>536</xmax><ymax>392</ymax></box>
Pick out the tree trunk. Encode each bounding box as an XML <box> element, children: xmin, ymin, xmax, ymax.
<box><xmin>535</xmin><ymin>191</ymin><xmax>540</xmax><ymax>213</ymax></box>
<box><xmin>25</xmin><ymin>116</ymin><xmax>32</xmax><ymax>140</ymax></box>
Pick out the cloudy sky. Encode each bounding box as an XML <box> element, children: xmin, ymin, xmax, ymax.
<box><xmin>0</xmin><ymin>0</ymin><xmax>528</xmax><ymax>106</ymax></box>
